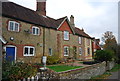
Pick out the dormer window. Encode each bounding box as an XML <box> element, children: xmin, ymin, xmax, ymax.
<box><xmin>64</xmin><ymin>31</ymin><xmax>69</xmax><ymax>40</ymax></box>
<box><xmin>8</xmin><ymin>21</ymin><xmax>20</xmax><ymax>32</ymax></box>
<box><xmin>32</xmin><ymin>26</ymin><xmax>40</xmax><ymax>35</ymax></box>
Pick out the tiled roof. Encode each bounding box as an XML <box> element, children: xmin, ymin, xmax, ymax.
<box><xmin>2</xmin><ymin>2</ymin><xmax>65</xmax><ymax>29</ymax></box>
<box><xmin>2</xmin><ymin>2</ymin><xmax>92</xmax><ymax>38</ymax></box>
<box><xmin>74</xmin><ymin>27</ymin><xmax>92</xmax><ymax>38</ymax></box>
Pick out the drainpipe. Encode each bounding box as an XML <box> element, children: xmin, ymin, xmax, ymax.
<box><xmin>43</xmin><ymin>27</ymin><xmax>45</xmax><ymax>56</ymax></box>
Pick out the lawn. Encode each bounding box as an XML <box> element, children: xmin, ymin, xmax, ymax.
<box><xmin>47</xmin><ymin>65</ymin><xmax>83</xmax><ymax>72</ymax></box>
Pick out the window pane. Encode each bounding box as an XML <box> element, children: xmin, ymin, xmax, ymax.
<box><xmin>32</xmin><ymin>28</ymin><xmax>36</xmax><ymax>34</ymax></box>
<box><xmin>88</xmin><ymin>48</ymin><xmax>90</xmax><ymax>54</ymax></box>
<box><xmin>79</xmin><ymin>37</ymin><xmax>82</xmax><ymax>44</ymax></box>
<box><xmin>36</xmin><ymin>28</ymin><xmax>39</xmax><ymax>35</ymax></box>
<box><xmin>79</xmin><ymin>48</ymin><xmax>82</xmax><ymax>55</ymax></box>
<box><xmin>15</xmin><ymin>23</ymin><xmax>19</xmax><ymax>31</ymax></box>
<box><xmin>24</xmin><ymin>47</ymin><xmax>28</xmax><ymax>55</ymax></box>
<box><xmin>30</xmin><ymin>48</ymin><xmax>34</xmax><ymax>55</ymax></box>
<box><xmin>64</xmin><ymin>46</ymin><xmax>69</xmax><ymax>56</ymax></box>
<box><xmin>10</xmin><ymin>22</ymin><xmax>14</xmax><ymax>31</ymax></box>
<box><xmin>64</xmin><ymin>31</ymin><xmax>69</xmax><ymax>40</ymax></box>
<box><xmin>49</xmin><ymin>48</ymin><xmax>52</xmax><ymax>56</ymax></box>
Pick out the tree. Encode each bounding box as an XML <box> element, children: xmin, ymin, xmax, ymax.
<box><xmin>94</xmin><ymin>50</ymin><xmax>115</xmax><ymax>62</ymax></box>
<box><xmin>116</xmin><ymin>44</ymin><xmax>120</xmax><ymax>63</ymax></box>
<box><xmin>102</xmin><ymin>31</ymin><xmax>117</xmax><ymax>55</ymax></box>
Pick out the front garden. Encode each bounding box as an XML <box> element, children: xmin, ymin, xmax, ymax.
<box><xmin>47</xmin><ymin>65</ymin><xmax>83</xmax><ymax>72</ymax></box>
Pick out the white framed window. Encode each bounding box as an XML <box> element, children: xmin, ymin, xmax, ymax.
<box><xmin>79</xmin><ymin>37</ymin><xmax>82</xmax><ymax>44</ymax></box>
<box><xmin>24</xmin><ymin>46</ymin><xmax>35</xmax><ymax>56</ymax></box>
<box><xmin>49</xmin><ymin>48</ymin><xmax>52</xmax><ymax>56</ymax></box>
<box><xmin>32</xmin><ymin>26</ymin><xmax>40</xmax><ymax>35</ymax></box>
<box><xmin>8</xmin><ymin>21</ymin><xmax>20</xmax><ymax>32</ymax></box>
<box><xmin>64</xmin><ymin>31</ymin><xmax>69</xmax><ymax>40</ymax></box>
<box><xmin>64</xmin><ymin>46</ymin><xmax>69</xmax><ymax>56</ymax></box>
<box><xmin>79</xmin><ymin>47</ymin><xmax>82</xmax><ymax>55</ymax></box>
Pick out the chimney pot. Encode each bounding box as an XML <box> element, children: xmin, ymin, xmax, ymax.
<box><xmin>70</xmin><ymin>15</ymin><xmax>75</xmax><ymax>27</ymax></box>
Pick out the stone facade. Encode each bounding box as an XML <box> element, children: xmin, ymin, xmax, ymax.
<box><xmin>1</xmin><ymin>2</ymin><xmax>93</xmax><ymax>63</ymax></box>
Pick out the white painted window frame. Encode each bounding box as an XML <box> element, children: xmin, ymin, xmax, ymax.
<box><xmin>79</xmin><ymin>47</ymin><xmax>82</xmax><ymax>55</ymax></box>
<box><xmin>64</xmin><ymin>31</ymin><xmax>69</xmax><ymax>40</ymax></box>
<box><xmin>32</xmin><ymin>26</ymin><xmax>40</xmax><ymax>35</ymax></box>
<box><xmin>23</xmin><ymin>46</ymin><xmax>35</xmax><ymax>56</ymax></box>
<box><xmin>64</xmin><ymin>46</ymin><xmax>69</xmax><ymax>56</ymax></box>
<box><xmin>79</xmin><ymin>37</ymin><xmax>82</xmax><ymax>44</ymax></box>
<box><xmin>8</xmin><ymin>21</ymin><xmax>20</xmax><ymax>32</ymax></box>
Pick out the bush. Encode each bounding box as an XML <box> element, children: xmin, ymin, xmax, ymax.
<box><xmin>94</xmin><ymin>50</ymin><xmax>115</xmax><ymax>62</ymax></box>
<box><xmin>2</xmin><ymin>61</ymin><xmax>38</xmax><ymax>80</ymax></box>
<box><xmin>47</xmin><ymin>56</ymin><xmax>60</xmax><ymax>65</ymax></box>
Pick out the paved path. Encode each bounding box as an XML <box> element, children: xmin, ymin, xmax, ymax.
<box><xmin>105</xmin><ymin>70</ymin><xmax>120</xmax><ymax>81</ymax></box>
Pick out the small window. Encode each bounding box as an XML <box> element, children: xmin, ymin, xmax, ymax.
<box><xmin>79</xmin><ymin>37</ymin><xmax>82</xmax><ymax>44</ymax></box>
<box><xmin>88</xmin><ymin>47</ymin><xmax>90</xmax><ymax>55</ymax></box>
<box><xmin>32</xmin><ymin>26</ymin><xmax>40</xmax><ymax>35</ymax></box>
<box><xmin>24</xmin><ymin>46</ymin><xmax>35</xmax><ymax>56</ymax></box>
<box><xmin>8</xmin><ymin>21</ymin><xmax>20</xmax><ymax>32</ymax></box>
<box><xmin>64</xmin><ymin>46</ymin><xmax>69</xmax><ymax>56</ymax></box>
<box><xmin>79</xmin><ymin>47</ymin><xmax>82</xmax><ymax>55</ymax></box>
<box><xmin>87</xmin><ymin>39</ymin><xmax>90</xmax><ymax>45</ymax></box>
<box><xmin>64</xmin><ymin>31</ymin><xmax>69</xmax><ymax>40</ymax></box>
<box><xmin>49</xmin><ymin>48</ymin><xmax>52</xmax><ymax>56</ymax></box>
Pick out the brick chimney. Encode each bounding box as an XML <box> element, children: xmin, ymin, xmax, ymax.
<box><xmin>36</xmin><ymin>0</ymin><xmax>46</xmax><ymax>16</ymax></box>
<box><xmin>70</xmin><ymin>15</ymin><xmax>75</xmax><ymax>27</ymax></box>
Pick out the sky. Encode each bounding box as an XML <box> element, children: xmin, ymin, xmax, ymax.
<box><xmin>7</xmin><ymin>0</ymin><xmax>119</xmax><ymax>44</ymax></box>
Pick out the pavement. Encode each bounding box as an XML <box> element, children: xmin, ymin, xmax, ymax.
<box><xmin>104</xmin><ymin>70</ymin><xmax>120</xmax><ymax>81</ymax></box>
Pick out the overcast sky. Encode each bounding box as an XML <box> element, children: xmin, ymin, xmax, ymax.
<box><xmin>8</xmin><ymin>0</ymin><xmax>119</xmax><ymax>43</ymax></box>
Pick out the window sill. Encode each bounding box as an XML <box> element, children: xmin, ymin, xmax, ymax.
<box><xmin>24</xmin><ymin>55</ymin><xmax>34</xmax><ymax>56</ymax></box>
<box><xmin>64</xmin><ymin>55</ymin><xmax>69</xmax><ymax>56</ymax></box>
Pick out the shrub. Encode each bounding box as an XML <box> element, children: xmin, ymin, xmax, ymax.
<box><xmin>2</xmin><ymin>61</ymin><xmax>38</xmax><ymax>80</ymax></box>
<box><xmin>47</xmin><ymin>56</ymin><xmax>60</xmax><ymax>65</ymax></box>
<box><xmin>94</xmin><ymin>50</ymin><xmax>115</xmax><ymax>62</ymax></box>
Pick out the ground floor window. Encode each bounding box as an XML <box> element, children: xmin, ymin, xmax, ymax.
<box><xmin>79</xmin><ymin>47</ymin><xmax>82</xmax><ymax>55</ymax></box>
<box><xmin>88</xmin><ymin>47</ymin><xmax>90</xmax><ymax>55</ymax></box>
<box><xmin>49</xmin><ymin>48</ymin><xmax>52</xmax><ymax>56</ymax></box>
<box><xmin>24</xmin><ymin>46</ymin><xmax>35</xmax><ymax>56</ymax></box>
<box><xmin>64</xmin><ymin>46</ymin><xmax>69</xmax><ymax>56</ymax></box>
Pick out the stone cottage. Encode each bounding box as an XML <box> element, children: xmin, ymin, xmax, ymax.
<box><xmin>1</xmin><ymin>0</ymin><xmax>93</xmax><ymax>63</ymax></box>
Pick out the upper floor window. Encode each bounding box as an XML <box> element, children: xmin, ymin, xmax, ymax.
<box><xmin>8</xmin><ymin>21</ymin><xmax>20</xmax><ymax>32</ymax></box>
<box><xmin>32</xmin><ymin>26</ymin><xmax>40</xmax><ymax>35</ymax></box>
<box><xmin>79</xmin><ymin>47</ymin><xmax>82</xmax><ymax>55</ymax></box>
<box><xmin>64</xmin><ymin>31</ymin><xmax>69</xmax><ymax>40</ymax></box>
<box><xmin>24</xmin><ymin>46</ymin><xmax>35</xmax><ymax>56</ymax></box>
<box><xmin>79</xmin><ymin>37</ymin><xmax>82</xmax><ymax>44</ymax></box>
<box><xmin>64</xmin><ymin>46</ymin><xmax>69</xmax><ymax>56</ymax></box>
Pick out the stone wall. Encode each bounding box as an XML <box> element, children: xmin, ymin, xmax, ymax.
<box><xmin>57</xmin><ymin>61</ymin><xmax>115</xmax><ymax>79</ymax></box>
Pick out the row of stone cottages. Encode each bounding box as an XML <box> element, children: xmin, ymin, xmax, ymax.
<box><xmin>0</xmin><ymin>1</ymin><xmax>101</xmax><ymax>63</ymax></box>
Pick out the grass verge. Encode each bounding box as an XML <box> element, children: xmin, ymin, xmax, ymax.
<box><xmin>47</xmin><ymin>65</ymin><xmax>82</xmax><ymax>72</ymax></box>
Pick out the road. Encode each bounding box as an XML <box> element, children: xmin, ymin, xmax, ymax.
<box><xmin>105</xmin><ymin>70</ymin><xmax>120</xmax><ymax>81</ymax></box>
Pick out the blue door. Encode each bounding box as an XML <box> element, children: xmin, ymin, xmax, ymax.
<box><xmin>6</xmin><ymin>47</ymin><xmax>15</xmax><ymax>61</ymax></box>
